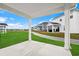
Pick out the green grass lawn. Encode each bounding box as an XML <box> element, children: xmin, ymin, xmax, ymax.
<box><xmin>0</xmin><ymin>31</ymin><xmax>28</xmax><ymax>48</ymax></box>
<box><xmin>32</xmin><ymin>34</ymin><xmax>79</xmax><ymax>56</ymax></box>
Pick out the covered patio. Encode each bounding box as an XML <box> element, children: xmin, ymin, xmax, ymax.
<box><xmin>0</xmin><ymin>3</ymin><xmax>76</xmax><ymax>56</ymax></box>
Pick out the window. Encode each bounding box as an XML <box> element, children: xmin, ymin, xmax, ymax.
<box><xmin>70</xmin><ymin>15</ymin><xmax>73</xmax><ymax>19</ymax></box>
<box><xmin>60</xmin><ymin>19</ymin><xmax>62</xmax><ymax>21</ymax></box>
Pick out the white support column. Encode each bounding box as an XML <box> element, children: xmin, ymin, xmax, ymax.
<box><xmin>29</xmin><ymin>19</ymin><xmax>32</xmax><ymax>41</ymax></box>
<box><xmin>42</xmin><ymin>24</ymin><xmax>44</xmax><ymax>31</ymax></box>
<box><xmin>4</xmin><ymin>26</ymin><xmax>6</xmax><ymax>33</ymax></box>
<box><xmin>47</xmin><ymin>26</ymin><xmax>49</xmax><ymax>32</ymax></box>
<box><xmin>54</xmin><ymin>28</ymin><xmax>56</xmax><ymax>32</ymax></box>
<box><xmin>64</xmin><ymin>4</ymin><xmax>71</xmax><ymax>50</ymax></box>
<box><xmin>52</xmin><ymin>25</ymin><xmax>54</xmax><ymax>32</ymax></box>
<box><xmin>2</xmin><ymin>26</ymin><xmax>5</xmax><ymax>34</ymax></box>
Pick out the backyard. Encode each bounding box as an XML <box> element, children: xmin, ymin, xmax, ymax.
<box><xmin>0</xmin><ymin>31</ymin><xmax>79</xmax><ymax>56</ymax></box>
<box><xmin>0</xmin><ymin>31</ymin><xmax>28</xmax><ymax>48</ymax></box>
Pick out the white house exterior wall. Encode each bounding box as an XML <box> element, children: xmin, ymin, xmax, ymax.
<box><xmin>70</xmin><ymin>11</ymin><xmax>79</xmax><ymax>33</ymax></box>
<box><xmin>52</xmin><ymin>10</ymin><xmax>79</xmax><ymax>33</ymax></box>
<box><xmin>52</xmin><ymin>15</ymin><xmax>65</xmax><ymax>32</ymax></box>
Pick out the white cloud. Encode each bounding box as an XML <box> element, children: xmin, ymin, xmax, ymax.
<box><xmin>9</xmin><ymin>17</ymin><xmax>15</xmax><ymax>21</ymax></box>
<box><xmin>0</xmin><ymin>17</ymin><xmax>7</xmax><ymax>23</ymax></box>
<box><xmin>7</xmin><ymin>23</ymin><xmax>27</xmax><ymax>29</ymax></box>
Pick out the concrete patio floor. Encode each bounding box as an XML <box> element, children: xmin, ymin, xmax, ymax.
<box><xmin>0</xmin><ymin>41</ymin><xmax>71</xmax><ymax>56</ymax></box>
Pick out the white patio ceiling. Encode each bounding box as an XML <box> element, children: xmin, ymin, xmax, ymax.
<box><xmin>0</xmin><ymin>3</ymin><xmax>75</xmax><ymax>19</ymax></box>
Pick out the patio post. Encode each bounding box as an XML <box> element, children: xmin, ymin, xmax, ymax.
<box><xmin>29</xmin><ymin>19</ymin><xmax>32</xmax><ymax>41</ymax></box>
<box><xmin>64</xmin><ymin>4</ymin><xmax>71</xmax><ymax>50</ymax></box>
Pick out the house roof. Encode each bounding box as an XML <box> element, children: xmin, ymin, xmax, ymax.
<box><xmin>0</xmin><ymin>23</ymin><xmax>8</xmax><ymax>26</ymax></box>
<box><xmin>53</xmin><ymin>14</ymin><xmax>64</xmax><ymax>20</ymax></box>
<box><xmin>38</xmin><ymin>22</ymin><xmax>59</xmax><ymax>26</ymax></box>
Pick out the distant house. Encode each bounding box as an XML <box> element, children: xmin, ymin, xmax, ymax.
<box><xmin>32</xmin><ymin>22</ymin><xmax>60</xmax><ymax>32</ymax></box>
<box><xmin>0</xmin><ymin>23</ymin><xmax>8</xmax><ymax>34</ymax></box>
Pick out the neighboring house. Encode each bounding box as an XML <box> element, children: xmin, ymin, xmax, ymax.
<box><xmin>52</xmin><ymin>8</ymin><xmax>79</xmax><ymax>33</ymax></box>
<box><xmin>32</xmin><ymin>22</ymin><xmax>60</xmax><ymax>32</ymax></box>
<box><xmin>0</xmin><ymin>23</ymin><xmax>8</xmax><ymax>34</ymax></box>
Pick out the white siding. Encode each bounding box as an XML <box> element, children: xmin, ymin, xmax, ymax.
<box><xmin>52</xmin><ymin>15</ymin><xmax>65</xmax><ymax>32</ymax></box>
<box><xmin>52</xmin><ymin>10</ymin><xmax>79</xmax><ymax>33</ymax></box>
<box><xmin>70</xmin><ymin>11</ymin><xmax>79</xmax><ymax>33</ymax></box>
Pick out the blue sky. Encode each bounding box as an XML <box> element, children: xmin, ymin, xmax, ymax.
<box><xmin>32</xmin><ymin>11</ymin><xmax>64</xmax><ymax>26</ymax></box>
<box><xmin>0</xmin><ymin>10</ymin><xmax>29</xmax><ymax>29</ymax></box>
<box><xmin>0</xmin><ymin>3</ymin><xmax>79</xmax><ymax>29</ymax></box>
